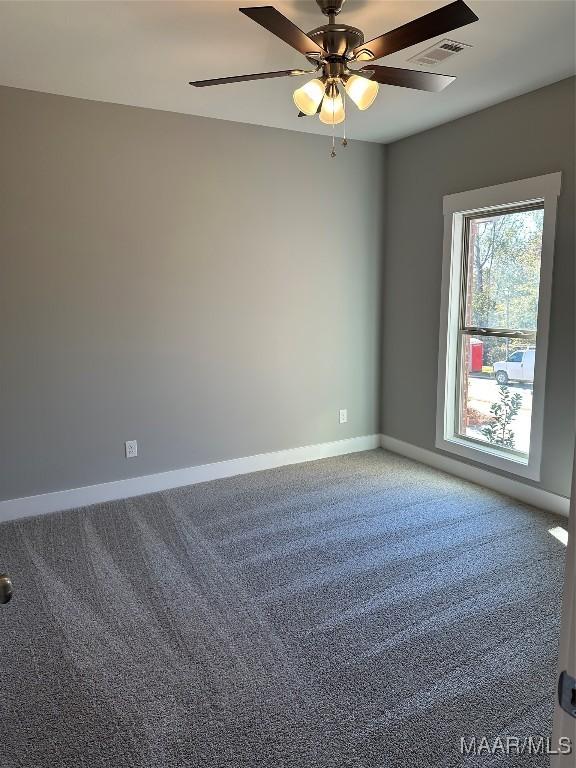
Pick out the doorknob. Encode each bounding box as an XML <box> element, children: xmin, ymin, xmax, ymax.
<box><xmin>0</xmin><ymin>574</ymin><xmax>13</xmax><ymax>604</ymax></box>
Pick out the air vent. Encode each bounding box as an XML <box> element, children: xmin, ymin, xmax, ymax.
<box><xmin>408</xmin><ymin>38</ymin><xmax>471</xmax><ymax>67</ymax></box>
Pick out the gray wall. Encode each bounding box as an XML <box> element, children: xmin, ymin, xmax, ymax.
<box><xmin>382</xmin><ymin>77</ymin><xmax>575</xmax><ymax>498</ymax></box>
<box><xmin>2</xmin><ymin>78</ymin><xmax>573</xmax><ymax>503</ymax></box>
<box><xmin>0</xmin><ymin>86</ymin><xmax>385</xmax><ymax>501</ymax></box>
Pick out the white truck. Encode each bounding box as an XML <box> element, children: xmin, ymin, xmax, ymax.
<box><xmin>493</xmin><ymin>348</ymin><xmax>535</xmax><ymax>385</ymax></box>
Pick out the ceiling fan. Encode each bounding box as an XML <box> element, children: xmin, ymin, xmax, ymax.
<box><xmin>190</xmin><ymin>0</ymin><xmax>478</xmax><ymax>131</ymax></box>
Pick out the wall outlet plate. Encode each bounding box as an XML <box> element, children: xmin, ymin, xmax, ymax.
<box><xmin>125</xmin><ymin>440</ymin><xmax>138</xmax><ymax>458</ymax></box>
<box><xmin>339</xmin><ymin>409</ymin><xmax>348</xmax><ymax>424</ymax></box>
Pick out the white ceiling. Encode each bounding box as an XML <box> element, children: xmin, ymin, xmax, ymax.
<box><xmin>0</xmin><ymin>0</ymin><xmax>574</xmax><ymax>143</ymax></box>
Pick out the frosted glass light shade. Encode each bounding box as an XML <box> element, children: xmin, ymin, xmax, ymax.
<box><xmin>293</xmin><ymin>79</ymin><xmax>325</xmax><ymax>115</ymax></box>
<box><xmin>345</xmin><ymin>75</ymin><xmax>379</xmax><ymax>110</ymax></box>
<box><xmin>319</xmin><ymin>91</ymin><xmax>345</xmax><ymax>125</ymax></box>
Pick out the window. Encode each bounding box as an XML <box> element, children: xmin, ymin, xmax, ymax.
<box><xmin>437</xmin><ymin>174</ymin><xmax>561</xmax><ymax>480</ymax></box>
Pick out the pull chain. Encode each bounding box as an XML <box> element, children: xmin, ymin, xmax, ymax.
<box><xmin>331</xmin><ymin>95</ymin><xmax>336</xmax><ymax>158</ymax></box>
<box><xmin>342</xmin><ymin>87</ymin><xmax>348</xmax><ymax>148</ymax></box>
<box><xmin>328</xmin><ymin>82</ymin><xmax>347</xmax><ymax>157</ymax></box>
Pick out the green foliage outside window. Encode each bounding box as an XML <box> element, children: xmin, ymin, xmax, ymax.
<box><xmin>466</xmin><ymin>208</ymin><xmax>543</xmax><ymax>366</ymax></box>
<box><xmin>480</xmin><ymin>385</ymin><xmax>523</xmax><ymax>449</ymax></box>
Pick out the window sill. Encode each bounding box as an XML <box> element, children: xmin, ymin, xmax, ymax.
<box><xmin>435</xmin><ymin>434</ymin><xmax>541</xmax><ymax>481</ymax></box>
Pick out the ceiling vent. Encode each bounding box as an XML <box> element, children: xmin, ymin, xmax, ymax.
<box><xmin>408</xmin><ymin>39</ymin><xmax>472</xmax><ymax>68</ymax></box>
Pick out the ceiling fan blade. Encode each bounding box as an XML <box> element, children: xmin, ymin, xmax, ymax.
<box><xmin>239</xmin><ymin>6</ymin><xmax>326</xmax><ymax>58</ymax></box>
<box><xmin>362</xmin><ymin>65</ymin><xmax>456</xmax><ymax>92</ymax></box>
<box><xmin>190</xmin><ymin>68</ymin><xmax>316</xmax><ymax>87</ymax></box>
<box><xmin>353</xmin><ymin>0</ymin><xmax>478</xmax><ymax>62</ymax></box>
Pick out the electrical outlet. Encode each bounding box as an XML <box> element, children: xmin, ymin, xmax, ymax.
<box><xmin>125</xmin><ymin>440</ymin><xmax>138</xmax><ymax>458</ymax></box>
<box><xmin>339</xmin><ymin>409</ymin><xmax>348</xmax><ymax>424</ymax></box>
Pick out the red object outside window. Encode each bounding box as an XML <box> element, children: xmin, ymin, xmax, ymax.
<box><xmin>469</xmin><ymin>338</ymin><xmax>483</xmax><ymax>372</ymax></box>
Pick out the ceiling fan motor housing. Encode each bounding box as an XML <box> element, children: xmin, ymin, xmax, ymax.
<box><xmin>306</xmin><ymin>23</ymin><xmax>364</xmax><ymax>68</ymax></box>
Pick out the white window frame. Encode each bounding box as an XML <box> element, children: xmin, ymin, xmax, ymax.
<box><xmin>436</xmin><ymin>173</ymin><xmax>561</xmax><ymax>481</ymax></box>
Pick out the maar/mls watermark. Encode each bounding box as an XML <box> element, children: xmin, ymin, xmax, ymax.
<box><xmin>460</xmin><ymin>736</ymin><xmax>573</xmax><ymax>756</ymax></box>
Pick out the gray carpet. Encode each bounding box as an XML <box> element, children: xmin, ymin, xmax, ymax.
<box><xmin>0</xmin><ymin>449</ymin><xmax>566</xmax><ymax>768</ymax></box>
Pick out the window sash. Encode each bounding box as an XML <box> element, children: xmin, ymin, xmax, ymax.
<box><xmin>451</xmin><ymin>201</ymin><xmax>543</xmax><ymax>459</ymax></box>
<box><xmin>458</xmin><ymin>201</ymin><xmax>544</xmax><ymax>335</ymax></box>
<box><xmin>460</xmin><ymin>327</ymin><xmax>537</xmax><ymax>340</ymax></box>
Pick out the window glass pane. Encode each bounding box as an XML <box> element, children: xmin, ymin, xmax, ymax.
<box><xmin>464</xmin><ymin>207</ymin><xmax>544</xmax><ymax>331</ymax></box>
<box><xmin>458</xmin><ymin>334</ymin><xmax>535</xmax><ymax>456</ymax></box>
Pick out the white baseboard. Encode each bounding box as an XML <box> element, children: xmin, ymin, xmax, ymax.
<box><xmin>0</xmin><ymin>434</ymin><xmax>381</xmax><ymax>523</ymax></box>
<box><xmin>380</xmin><ymin>434</ymin><xmax>570</xmax><ymax>518</ymax></box>
<box><xmin>2</xmin><ymin>433</ymin><xmax>568</xmax><ymax>524</ymax></box>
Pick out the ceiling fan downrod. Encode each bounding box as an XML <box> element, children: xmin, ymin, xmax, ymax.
<box><xmin>315</xmin><ymin>0</ymin><xmax>347</xmax><ymax>22</ymax></box>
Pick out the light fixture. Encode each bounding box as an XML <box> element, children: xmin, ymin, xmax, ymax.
<box><xmin>319</xmin><ymin>82</ymin><xmax>345</xmax><ymax>125</ymax></box>
<box><xmin>345</xmin><ymin>74</ymin><xmax>379</xmax><ymax>110</ymax></box>
<box><xmin>291</xmin><ymin>70</ymin><xmax>379</xmax><ymax>156</ymax></box>
<box><xmin>293</xmin><ymin>78</ymin><xmax>325</xmax><ymax>115</ymax></box>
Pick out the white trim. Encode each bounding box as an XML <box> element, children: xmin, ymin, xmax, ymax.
<box><xmin>1</xmin><ymin>432</ymin><xmax>567</xmax><ymax>525</ymax></box>
<box><xmin>443</xmin><ymin>172</ymin><xmax>562</xmax><ymax>215</ymax></box>
<box><xmin>551</xmin><ymin>446</ymin><xmax>576</xmax><ymax>766</ymax></box>
<box><xmin>381</xmin><ymin>434</ymin><xmax>570</xmax><ymax>518</ymax></box>
<box><xmin>0</xmin><ymin>434</ymin><xmax>381</xmax><ymax>523</ymax></box>
<box><xmin>436</xmin><ymin>172</ymin><xmax>562</xmax><ymax>480</ymax></box>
